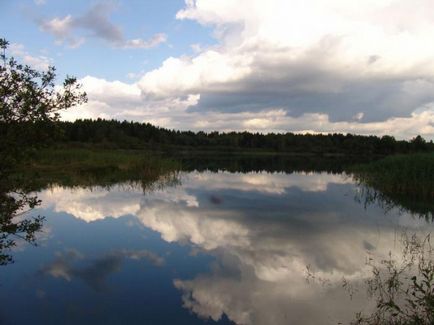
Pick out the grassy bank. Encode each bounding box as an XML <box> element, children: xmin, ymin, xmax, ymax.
<box><xmin>351</xmin><ymin>153</ymin><xmax>434</xmax><ymax>198</ymax></box>
<box><xmin>350</xmin><ymin>153</ymin><xmax>434</xmax><ymax>218</ymax></box>
<box><xmin>14</xmin><ymin>148</ymin><xmax>180</xmax><ymax>190</ymax></box>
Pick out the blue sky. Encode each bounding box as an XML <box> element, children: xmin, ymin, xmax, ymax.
<box><xmin>2</xmin><ymin>0</ymin><xmax>434</xmax><ymax>139</ymax></box>
<box><xmin>1</xmin><ymin>0</ymin><xmax>215</xmax><ymax>81</ymax></box>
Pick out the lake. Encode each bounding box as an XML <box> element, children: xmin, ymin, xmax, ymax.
<box><xmin>1</xmin><ymin>162</ymin><xmax>432</xmax><ymax>324</ymax></box>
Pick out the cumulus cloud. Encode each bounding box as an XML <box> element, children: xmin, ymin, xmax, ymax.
<box><xmin>68</xmin><ymin>75</ymin><xmax>434</xmax><ymax>138</ymax></box>
<box><xmin>39</xmin><ymin>2</ymin><xmax>167</xmax><ymax>49</ymax></box>
<box><xmin>62</xmin><ymin>75</ymin><xmax>201</xmax><ymax>126</ymax></box>
<box><xmin>57</xmin><ymin>0</ymin><xmax>434</xmax><ymax>139</ymax></box>
<box><xmin>138</xmin><ymin>0</ymin><xmax>434</xmax><ymax>123</ymax></box>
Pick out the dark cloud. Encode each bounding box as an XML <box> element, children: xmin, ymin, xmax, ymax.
<box><xmin>41</xmin><ymin>249</ymin><xmax>164</xmax><ymax>292</ymax></box>
<box><xmin>73</xmin><ymin>2</ymin><xmax>123</xmax><ymax>43</ymax></box>
<box><xmin>188</xmin><ymin>55</ymin><xmax>434</xmax><ymax>122</ymax></box>
<box><xmin>39</xmin><ymin>2</ymin><xmax>166</xmax><ymax>49</ymax></box>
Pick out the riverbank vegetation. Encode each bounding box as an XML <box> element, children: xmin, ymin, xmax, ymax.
<box><xmin>351</xmin><ymin>153</ymin><xmax>434</xmax><ymax>219</ymax></box>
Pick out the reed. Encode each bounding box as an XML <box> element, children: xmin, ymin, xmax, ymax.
<box><xmin>351</xmin><ymin>153</ymin><xmax>434</xmax><ymax>200</ymax></box>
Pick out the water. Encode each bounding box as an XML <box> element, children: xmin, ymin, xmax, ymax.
<box><xmin>1</xmin><ymin>168</ymin><xmax>432</xmax><ymax>324</ymax></box>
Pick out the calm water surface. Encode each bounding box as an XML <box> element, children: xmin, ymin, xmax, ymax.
<box><xmin>1</xmin><ymin>169</ymin><xmax>432</xmax><ymax>324</ymax></box>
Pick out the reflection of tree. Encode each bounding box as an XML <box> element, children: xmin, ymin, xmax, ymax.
<box><xmin>351</xmin><ymin>171</ymin><xmax>434</xmax><ymax>322</ymax></box>
<box><xmin>354</xmin><ymin>181</ymin><xmax>434</xmax><ymax>222</ymax></box>
<box><xmin>304</xmin><ymin>231</ymin><xmax>434</xmax><ymax>324</ymax></box>
<box><xmin>0</xmin><ymin>189</ymin><xmax>44</xmax><ymax>265</ymax></box>
<box><xmin>0</xmin><ymin>38</ymin><xmax>86</xmax><ymax>264</ymax></box>
<box><xmin>352</xmin><ymin>233</ymin><xmax>434</xmax><ymax>324</ymax></box>
<box><xmin>178</xmin><ymin>154</ymin><xmax>372</xmax><ymax>174</ymax></box>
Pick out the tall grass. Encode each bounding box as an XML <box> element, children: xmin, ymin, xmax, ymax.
<box><xmin>351</xmin><ymin>153</ymin><xmax>434</xmax><ymax>198</ymax></box>
<box><xmin>350</xmin><ymin>153</ymin><xmax>434</xmax><ymax>219</ymax></box>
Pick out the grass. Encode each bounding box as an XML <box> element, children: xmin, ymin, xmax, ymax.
<box><xmin>351</xmin><ymin>153</ymin><xmax>434</xmax><ymax>199</ymax></box>
<box><xmin>350</xmin><ymin>152</ymin><xmax>434</xmax><ymax>219</ymax></box>
<box><xmin>14</xmin><ymin>147</ymin><xmax>181</xmax><ymax>190</ymax></box>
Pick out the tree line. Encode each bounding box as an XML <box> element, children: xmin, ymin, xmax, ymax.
<box><xmin>14</xmin><ymin>118</ymin><xmax>432</xmax><ymax>155</ymax></box>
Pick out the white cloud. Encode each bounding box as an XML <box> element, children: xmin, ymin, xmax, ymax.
<box><xmin>134</xmin><ymin>170</ymin><xmax>432</xmax><ymax>324</ymax></box>
<box><xmin>124</xmin><ymin>33</ymin><xmax>167</xmax><ymax>49</ymax></box>
<box><xmin>63</xmin><ymin>75</ymin><xmax>202</xmax><ymax>125</ymax></box>
<box><xmin>37</xmin><ymin>172</ymin><xmax>349</xmax><ymax>223</ymax></box>
<box><xmin>64</xmin><ymin>76</ymin><xmax>434</xmax><ymax>138</ymax></box>
<box><xmin>40</xmin><ymin>15</ymin><xmax>73</xmax><ymax>39</ymax></box>
<box><xmin>38</xmin><ymin>185</ymin><xmax>144</xmax><ymax>222</ymax></box>
<box><xmin>138</xmin><ymin>50</ymin><xmax>252</xmax><ymax>97</ymax></box>
<box><xmin>150</xmin><ymin>0</ymin><xmax>434</xmax><ymax>133</ymax></box>
<box><xmin>59</xmin><ymin>0</ymin><xmax>434</xmax><ymax>139</ymax></box>
<box><xmin>186</xmin><ymin>171</ymin><xmax>351</xmax><ymax>194</ymax></box>
<box><xmin>9</xmin><ymin>43</ymin><xmax>51</xmax><ymax>70</ymax></box>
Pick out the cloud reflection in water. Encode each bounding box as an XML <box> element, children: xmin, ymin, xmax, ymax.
<box><xmin>37</xmin><ymin>171</ymin><xmax>434</xmax><ymax>324</ymax></box>
<box><xmin>41</xmin><ymin>248</ymin><xmax>164</xmax><ymax>292</ymax></box>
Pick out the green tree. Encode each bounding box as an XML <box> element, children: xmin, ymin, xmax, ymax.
<box><xmin>411</xmin><ymin>135</ymin><xmax>427</xmax><ymax>152</ymax></box>
<box><xmin>0</xmin><ymin>38</ymin><xmax>86</xmax><ymax>264</ymax></box>
<box><xmin>0</xmin><ymin>39</ymin><xmax>86</xmax><ymax>123</ymax></box>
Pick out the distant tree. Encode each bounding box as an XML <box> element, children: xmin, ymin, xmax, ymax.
<box><xmin>379</xmin><ymin>135</ymin><xmax>397</xmax><ymax>154</ymax></box>
<box><xmin>411</xmin><ymin>135</ymin><xmax>427</xmax><ymax>152</ymax></box>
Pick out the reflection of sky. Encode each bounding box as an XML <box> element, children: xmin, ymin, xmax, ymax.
<box><xmin>1</xmin><ymin>171</ymin><xmax>432</xmax><ymax>324</ymax></box>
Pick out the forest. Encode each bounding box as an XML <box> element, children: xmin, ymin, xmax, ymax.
<box><xmin>3</xmin><ymin>118</ymin><xmax>433</xmax><ymax>156</ymax></box>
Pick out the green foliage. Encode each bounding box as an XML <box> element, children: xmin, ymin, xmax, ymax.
<box><xmin>0</xmin><ymin>41</ymin><xmax>86</xmax><ymax>124</ymax></box>
<box><xmin>351</xmin><ymin>153</ymin><xmax>434</xmax><ymax>219</ymax></box>
<box><xmin>0</xmin><ymin>38</ymin><xmax>86</xmax><ymax>265</ymax></box>
<box><xmin>0</xmin><ymin>38</ymin><xmax>86</xmax><ymax>174</ymax></box>
<box><xmin>352</xmin><ymin>153</ymin><xmax>434</xmax><ymax>198</ymax></box>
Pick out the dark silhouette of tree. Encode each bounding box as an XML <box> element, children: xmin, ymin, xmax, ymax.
<box><xmin>411</xmin><ymin>135</ymin><xmax>428</xmax><ymax>152</ymax></box>
<box><xmin>43</xmin><ymin>118</ymin><xmax>434</xmax><ymax>155</ymax></box>
<box><xmin>0</xmin><ymin>38</ymin><xmax>86</xmax><ymax>264</ymax></box>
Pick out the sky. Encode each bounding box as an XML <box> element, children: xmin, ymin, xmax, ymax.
<box><xmin>2</xmin><ymin>0</ymin><xmax>434</xmax><ymax>139</ymax></box>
